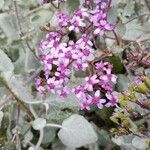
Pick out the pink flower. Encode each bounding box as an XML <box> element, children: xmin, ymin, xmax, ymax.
<box><xmin>73</xmin><ymin>60</ymin><xmax>88</xmax><ymax>71</ymax></box>
<box><xmin>69</xmin><ymin>16</ymin><xmax>86</xmax><ymax>32</ymax></box>
<box><xmin>94</xmin><ymin>23</ymin><xmax>114</xmax><ymax>36</ymax></box>
<box><xmin>57</xmin><ymin>12</ymin><xmax>69</xmax><ymax>27</ymax></box>
<box><xmin>57</xmin><ymin>87</ymin><xmax>70</xmax><ymax>98</ymax></box>
<box><xmin>79</xmin><ymin>100</ymin><xmax>91</xmax><ymax>110</ymax></box>
<box><xmin>89</xmin><ymin>90</ymin><xmax>106</xmax><ymax>109</ymax></box>
<box><xmin>85</xmin><ymin>75</ymin><xmax>99</xmax><ymax>91</ymax></box>
<box><xmin>72</xmin><ymin>85</ymin><xmax>85</xmax><ymax>99</ymax></box>
<box><xmin>74</xmin><ymin>8</ymin><xmax>89</xmax><ymax>17</ymax></box>
<box><xmin>100</xmin><ymin>2</ymin><xmax>107</xmax><ymax>9</ymax></box>
<box><xmin>35</xmin><ymin>77</ymin><xmax>46</xmax><ymax>96</ymax></box>
<box><xmin>100</xmin><ymin>74</ymin><xmax>117</xmax><ymax>84</ymax></box>
<box><xmin>47</xmin><ymin>77</ymin><xmax>62</xmax><ymax>93</ymax></box>
<box><xmin>76</xmin><ymin>34</ymin><xmax>93</xmax><ymax>49</ymax></box>
<box><xmin>105</xmin><ymin>92</ymin><xmax>118</xmax><ymax>107</ymax></box>
<box><xmin>55</xmin><ymin>68</ymin><xmax>70</xmax><ymax>82</ymax></box>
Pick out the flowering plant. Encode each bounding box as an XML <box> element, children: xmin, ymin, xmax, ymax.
<box><xmin>0</xmin><ymin>0</ymin><xmax>149</xmax><ymax>149</ymax></box>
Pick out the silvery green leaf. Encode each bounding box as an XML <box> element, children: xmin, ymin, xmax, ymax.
<box><xmin>32</xmin><ymin>118</ymin><xmax>47</xmax><ymax>130</ymax></box>
<box><xmin>46</xmin><ymin>104</ymin><xmax>78</xmax><ymax>124</ymax></box>
<box><xmin>0</xmin><ymin>50</ymin><xmax>14</xmax><ymax>73</ymax></box>
<box><xmin>116</xmin><ymin>74</ymin><xmax>130</xmax><ymax>92</ymax></box>
<box><xmin>23</xmin><ymin>130</ymin><xmax>33</xmax><ymax>145</ymax></box>
<box><xmin>58</xmin><ymin>114</ymin><xmax>98</xmax><ymax>148</ymax></box>
<box><xmin>132</xmin><ymin>136</ymin><xmax>149</xmax><ymax>150</ymax></box>
<box><xmin>107</xmin><ymin>6</ymin><xmax>118</xmax><ymax>24</ymax></box>
<box><xmin>51</xmin><ymin>139</ymin><xmax>66</xmax><ymax>150</ymax></box>
<box><xmin>105</xmin><ymin>38</ymin><xmax>115</xmax><ymax>48</ymax></box>
<box><xmin>0</xmin><ymin>0</ymin><xmax>4</xmax><ymax>10</ymax></box>
<box><xmin>142</xmin><ymin>22</ymin><xmax>150</xmax><ymax>33</ymax></box>
<box><xmin>0</xmin><ymin>13</ymin><xmax>20</xmax><ymax>42</ymax></box>
<box><xmin>88</xmin><ymin>143</ymin><xmax>99</xmax><ymax>150</ymax></box>
<box><xmin>115</xmin><ymin>22</ymin><xmax>126</xmax><ymax>37</ymax></box>
<box><xmin>112</xmin><ymin>136</ymin><xmax>124</xmax><ymax>146</ymax></box>
<box><xmin>48</xmin><ymin>13</ymin><xmax>57</xmax><ymax>27</ymax></box>
<box><xmin>14</xmin><ymin>48</ymin><xmax>26</xmax><ymax>74</ymax></box>
<box><xmin>46</xmin><ymin>93</ymin><xmax>79</xmax><ymax>108</ymax></box>
<box><xmin>123</xmin><ymin>22</ymin><xmax>144</xmax><ymax>40</ymax></box>
<box><xmin>122</xmin><ymin>143</ymin><xmax>136</xmax><ymax>150</ymax></box>
<box><xmin>123</xmin><ymin>1</ymin><xmax>135</xmax><ymax>17</ymax></box>
<box><xmin>30</xmin><ymin>9</ymin><xmax>53</xmax><ymax>28</ymax></box>
<box><xmin>97</xmin><ymin>130</ymin><xmax>111</xmax><ymax>147</ymax></box>
<box><xmin>61</xmin><ymin>0</ymin><xmax>79</xmax><ymax>14</ymax></box>
<box><xmin>3</xmin><ymin>76</ymin><xmax>36</xmax><ymax>104</ymax></box>
<box><xmin>112</xmin><ymin>0</ymin><xmax>122</xmax><ymax>6</ymax></box>
<box><xmin>25</xmin><ymin>48</ymin><xmax>39</xmax><ymax>73</ymax></box>
<box><xmin>18</xmin><ymin>0</ymin><xmax>40</xmax><ymax>8</ymax></box>
<box><xmin>42</xmin><ymin>127</ymin><xmax>56</xmax><ymax>144</ymax></box>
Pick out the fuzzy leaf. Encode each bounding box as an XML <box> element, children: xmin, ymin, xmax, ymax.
<box><xmin>132</xmin><ymin>136</ymin><xmax>148</xmax><ymax>150</ymax></box>
<box><xmin>0</xmin><ymin>50</ymin><xmax>14</xmax><ymax>73</ymax></box>
<box><xmin>116</xmin><ymin>75</ymin><xmax>130</xmax><ymax>92</ymax></box>
<box><xmin>0</xmin><ymin>13</ymin><xmax>19</xmax><ymax>42</ymax></box>
<box><xmin>58</xmin><ymin>114</ymin><xmax>98</xmax><ymax>148</ymax></box>
<box><xmin>61</xmin><ymin>0</ymin><xmax>79</xmax><ymax>14</ymax></box>
<box><xmin>4</xmin><ymin>76</ymin><xmax>34</xmax><ymax>103</ymax></box>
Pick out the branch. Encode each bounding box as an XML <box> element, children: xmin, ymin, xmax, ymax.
<box><xmin>12</xmin><ymin>0</ymin><xmax>39</xmax><ymax>61</ymax></box>
<box><xmin>0</xmin><ymin>77</ymin><xmax>34</xmax><ymax>121</ymax></box>
<box><xmin>125</xmin><ymin>13</ymin><xmax>150</xmax><ymax>24</ymax></box>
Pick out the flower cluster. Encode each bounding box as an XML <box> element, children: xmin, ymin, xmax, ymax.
<box><xmin>36</xmin><ymin>0</ymin><xmax>118</xmax><ymax>110</ymax></box>
<box><xmin>55</xmin><ymin>0</ymin><xmax>114</xmax><ymax>36</ymax></box>
<box><xmin>126</xmin><ymin>49</ymin><xmax>150</xmax><ymax>69</ymax></box>
<box><xmin>72</xmin><ymin>62</ymin><xmax>118</xmax><ymax>110</ymax></box>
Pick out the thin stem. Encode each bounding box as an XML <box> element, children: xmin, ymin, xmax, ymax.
<box><xmin>46</xmin><ymin>123</ymin><xmax>63</xmax><ymax>129</ymax></box>
<box><xmin>108</xmin><ymin>0</ymin><xmax>112</xmax><ymax>9</ymax></box>
<box><xmin>23</xmin><ymin>100</ymin><xmax>44</xmax><ymax>105</ymax></box>
<box><xmin>112</xmin><ymin>30</ymin><xmax>120</xmax><ymax>45</ymax></box>
<box><xmin>29</xmin><ymin>105</ymin><xmax>38</xmax><ymax>119</ymax></box>
<box><xmin>125</xmin><ymin>13</ymin><xmax>150</xmax><ymax>24</ymax></box>
<box><xmin>15</xmin><ymin>106</ymin><xmax>21</xmax><ymax>150</ymax></box>
<box><xmin>12</xmin><ymin>0</ymin><xmax>39</xmax><ymax>61</ymax></box>
<box><xmin>13</xmin><ymin>0</ymin><xmax>24</xmax><ymax>35</ymax></box>
<box><xmin>35</xmin><ymin>129</ymin><xmax>44</xmax><ymax>150</ymax></box>
<box><xmin>25</xmin><ymin>41</ymin><xmax>39</xmax><ymax>61</ymax></box>
<box><xmin>51</xmin><ymin>1</ymin><xmax>59</xmax><ymax>9</ymax></box>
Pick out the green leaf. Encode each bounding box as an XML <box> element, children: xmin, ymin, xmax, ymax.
<box><xmin>107</xmin><ymin>55</ymin><xmax>125</xmax><ymax>74</ymax></box>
